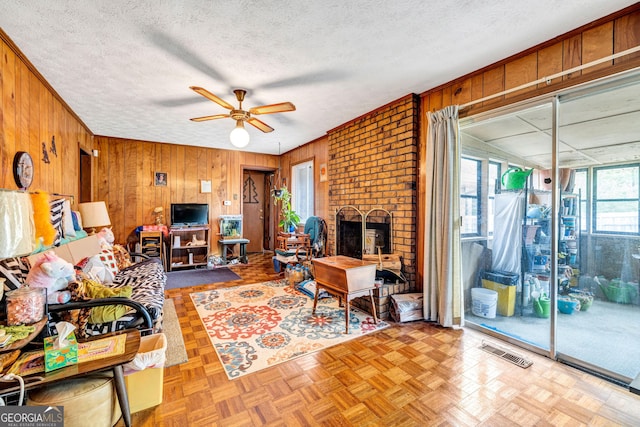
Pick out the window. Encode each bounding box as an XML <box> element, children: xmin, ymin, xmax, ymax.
<box><xmin>573</xmin><ymin>169</ymin><xmax>588</xmax><ymax>232</ymax></box>
<box><xmin>593</xmin><ymin>164</ymin><xmax>639</xmax><ymax>234</ymax></box>
<box><xmin>291</xmin><ymin>160</ymin><xmax>314</xmax><ymax>224</ymax></box>
<box><xmin>460</xmin><ymin>157</ymin><xmax>481</xmax><ymax>236</ymax></box>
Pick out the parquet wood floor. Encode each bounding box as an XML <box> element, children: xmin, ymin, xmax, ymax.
<box><xmin>119</xmin><ymin>253</ymin><xmax>640</xmax><ymax>426</ymax></box>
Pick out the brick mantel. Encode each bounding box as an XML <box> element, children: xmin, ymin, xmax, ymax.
<box><xmin>327</xmin><ymin>94</ymin><xmax>419</xmax><ymax>289</ymax></box>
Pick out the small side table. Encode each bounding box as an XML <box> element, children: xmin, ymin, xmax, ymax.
<box><xmin>218</xmin><ymin>238</ymin><xmax>250</xmax><ymax>264</ymax></box>
<box><xmin>311</xmin><ymin>256</ymin><xmax>378</xmax><ymax>334</ymax></box>
<box><xmin>0</xmin><ymin>329</ymin><xmax>140</xmax><ymax>427</ymax></box>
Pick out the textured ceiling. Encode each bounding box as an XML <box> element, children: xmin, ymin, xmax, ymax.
<box><xmin>0</xmin><ymin>1</ymin><xmax>636</xmax><ymax>154</ymax></box>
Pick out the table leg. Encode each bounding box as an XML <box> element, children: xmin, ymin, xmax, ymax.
<box><xmin>312</xmin><ymin>287</ymin><xmax>319</xmax><ymax>314</ymax></box>
<box><xmin>221</xmin><ymin>244</ymin><xmax>228</xmax><ymax>264</ymax></box>
<box><xmin>113</xmin><ymin>365</ymin><xmax>131</xmax><ymax>427</ymax></box>
<box><xmin>240</xmin><ymin>243</ymin><xmax>247</xmax><ymax>263</ymax></box>
<box><xmin>368</xmin><ymin>290</ymin><xmax>378</xmax><ymax>324</ymax></box>
<box><xmin>344</xmin><ymin>293</ymin><xmax>350</xmax><ymax>334</ymax></box>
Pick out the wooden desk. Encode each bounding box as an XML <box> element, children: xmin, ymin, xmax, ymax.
<box><xmin>312</xmin><ymin>256</ymin><xmax>378</xmax><ymax>333</ymax></box>
<box><xmin>0</xmin><ymin>329</ymin><xmax>141</xmax><ymax>427</ymax></box>
<box><xmin>218</xmin><ymin>238</ymin><xmax>250</xmax><ymax>264</ymax></box>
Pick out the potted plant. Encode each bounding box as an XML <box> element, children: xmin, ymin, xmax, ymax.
<box><xmin>272</xmin><ymin>186</ymin><xmax>300</xmax><ymax>232</ymax></box>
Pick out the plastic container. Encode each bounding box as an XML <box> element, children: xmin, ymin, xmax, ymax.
<box><xmin>124</xmin><ymin>333</ymin><xmax>167</xmax><ymax>413</ymax></box>
<box><xmin>471</xmin><ymin>288</ymin><xmax>498</xmax><ymax>319</ymax></box>
<box><xmin>569</xmin><ymin>292</ymin><xmax>593</xmax><ymax>311</ymax></box>
<box><xmin>6</xmin><ymin>287</ymin><xmax>46</xmax><ymax>325</ymax></box>
<box><xmin>533</xmin><ymin>296</ymin><xmax>550</xmax><ymax>318</ymax></box>
<box><xmin>558</xmin><ymin>297</ymin><xmax>580</xmax><ymax>314</ymax></box>
<box><xmin>481</xmin><ymin>271</ymin><xmax>518</xmax><ymax>317</ymax></box>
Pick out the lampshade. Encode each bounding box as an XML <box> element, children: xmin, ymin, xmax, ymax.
<box><xmin>78</xmin><ymin>201</ymin><xmax>111</xmax><ymax>230</ymax></box>
<box><xmin>230</xmin><ymin>120</ymin><xmax>250</xmax><ymax>148</ymax></box>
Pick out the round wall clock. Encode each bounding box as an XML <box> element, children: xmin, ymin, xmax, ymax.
<box><xmin>13</xmin><ymin>151</ymin><xmax>34</xmax><ymax>190</ymax></box>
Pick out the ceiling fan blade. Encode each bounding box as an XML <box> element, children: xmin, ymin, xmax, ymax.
<box><xmin>249</xmin><ymin>102</ymin><xmax>296</xmax><ymax>115</ymax></box>
<box><xmin>247</xmin><ymin>117</ymin><xmax>274</xmax><ymax>133</ymax></box>
<box><xmin>190</xmin><ymin>86</ymin><xmax>235</xmax><ymax>110</ymax></box>
<box><xmin>190</xmin><ymin>114</ymin><xmax>230</xmax><ymax>122</ymax></box>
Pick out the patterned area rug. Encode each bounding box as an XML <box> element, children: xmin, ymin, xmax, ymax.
<box><xmin>190</xmin><ymin>279</ymin><xmax>388</xmax><ymax>379</ymax></box>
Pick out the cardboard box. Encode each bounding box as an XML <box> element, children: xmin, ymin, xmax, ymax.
<box><xmin>27</xmin><ymin>234</ymin><xmax>102</xmax><ymax>266</ymax></box>
<box><xmin>44</xmin><ymin>333</ymin><xmax>78</xmax><ymax>372</ymax></box>
<box><xmin>481</xmin><ymin>270</ymin><xmax>518</xmax><ymax>317</ymax></box>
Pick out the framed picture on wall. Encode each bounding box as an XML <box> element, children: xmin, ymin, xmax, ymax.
<box><xmin>155</xmin><ymin>172</ymin><xmax>167</xmax><ymax>186</ymax></box>
<box><xmin>319</xmin><ymin>163</ymin><xmax>328</xmax><ymax>182</ymax></box>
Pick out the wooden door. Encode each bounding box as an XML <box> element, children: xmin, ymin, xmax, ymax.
<box><xmin>243</xmin><ymin>171</ymin><xmax>266</xmax><ymax>252</ymax></box>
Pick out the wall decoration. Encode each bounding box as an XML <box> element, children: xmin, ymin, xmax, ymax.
<box><xmin>319</xmin><ymin>163</ymin><xmax>328</xmax><ymax>182</ymax></box>
<box><xmin>243</xmin><ymin>175</ymin><xmax>259</xmax><ymax>203</ymax></box>
<box><xmin>41</xmin><ymin>142</ymin><xmax>50</xmax><ymax>164</ymax></box>
<box><xmin>50</xmin><ymin>135</ymin><xmax>58</xmax><ymax>157</ymax></box>
<box><xmin>200</xmin><ymin>180</ymin><xmax>212</xmax><ymax>193</ymax></box>
<box><xmin>155</xmin><ymin>172</ymin><xmax>167</xmax><ymax>186</ymax></box>
<box><xmin>13</xmin><ymin>151</ymin><xmax>34</xmax><ymax>190</ymax></box>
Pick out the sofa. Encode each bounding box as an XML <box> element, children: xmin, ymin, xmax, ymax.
<box><xmin>0</xmin><ymin>234</ymin><xmax>166</xmax><ymax>337</ymax></box>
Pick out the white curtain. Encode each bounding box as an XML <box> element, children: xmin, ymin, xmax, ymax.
<box><xmin>423</xmin><ymin>106</ymin><xmax>462</xmax><ymax>327</ymax></box>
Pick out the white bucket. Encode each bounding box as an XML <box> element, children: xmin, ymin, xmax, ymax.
<box><xmin>471</xmin><ymin>288</ymin><xmax>498</xmax><ymax>319</ymax></box>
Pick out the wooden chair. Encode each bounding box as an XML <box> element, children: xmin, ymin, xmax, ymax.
<box><xmin>274</xmin><ymin>232</ymin><xmax>311</xmax><ymax>273</ymax></box>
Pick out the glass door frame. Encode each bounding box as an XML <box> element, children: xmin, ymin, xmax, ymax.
<box><xmin>461</xmin><ymin>68</ymin><xmax>640</xmax><ymax>385</ymax></box>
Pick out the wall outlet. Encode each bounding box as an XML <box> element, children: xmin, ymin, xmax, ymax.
<box><xmin>223</xmin><ymin>200</ymin><xmax>231</xmax><ymax>206</ymax></box>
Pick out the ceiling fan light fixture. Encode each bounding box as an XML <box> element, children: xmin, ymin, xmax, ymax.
<box><xmin>230</xmin><ymin>120</ymin><xmax>250</xmax><ymax>148</ymax></box>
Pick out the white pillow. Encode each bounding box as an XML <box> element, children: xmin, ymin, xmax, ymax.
<box><xmin>62</xmin><ymin>200</ymin><xmax>76</xmax><ymax>238</ymax></box>
<box><xmin>83</xmin><ymin>255</ymin><xmax>115</xmax><ymax>283</ymax></box>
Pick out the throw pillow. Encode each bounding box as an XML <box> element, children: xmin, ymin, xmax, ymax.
<box><xmin>61</xmin><ymin>200</ymin><xmax>76</xmax><ymax>239</ymax></box>
<box><xmin>49</xmin><ymin>198</ymin><xmax>65</xmax><ymax>246</ymax></box>
<box><xmin>30</xmin><ymin>192</ymin><xmax>56</xmax><ymax>247</ymax></box>
<box><xmin>0</xmin><ymin>257</ymin><xmax>30</xmax><ymax>291</ymax></box>
<box><xmin>98</xmin><ymin>249</ymin><xmax>120</xmax><ymax>278</ymax></box>
<box><xmin>112</xmin><ymin>244</ymin><xmax>133</xmax><ymax>271</ymax></box>
<box><xmin>71</xmin><ymin>210</ymin><xmax>83</xmax><ymax>230</ymax></box>
<box><xmin>82</xmin><ymin>255</ymin><xmax>115</xmax><ymax>284</ymax></box>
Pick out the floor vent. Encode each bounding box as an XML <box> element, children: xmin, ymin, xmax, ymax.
<box><xmin>480</xmin><ymin>341</ymin><xmax>533</xmax><ymax>369</ymax></box>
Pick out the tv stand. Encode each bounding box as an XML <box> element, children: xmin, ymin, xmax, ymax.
<box><xmin>168</xmin><ymin>225</ymin><xmax>209</xmax><ymax>271</ymax></box>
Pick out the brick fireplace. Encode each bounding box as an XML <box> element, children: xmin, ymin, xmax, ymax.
<box><xmin>327</xmin><ymin>94</ymin><xmax>419</xmax><ymax>318</ymax></box>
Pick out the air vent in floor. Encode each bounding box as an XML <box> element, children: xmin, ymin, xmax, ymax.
<box><xmin>480</xmin><ymin>340</ymin><xmax>533</xmax><ymax>369</ymax></box>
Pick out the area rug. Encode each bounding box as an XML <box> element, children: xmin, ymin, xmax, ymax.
<box><xmin>163</xmin><ymin>299</ymin><xmax>188</xmax><ymax>367</ymax></box>
<box><xmin>166</xmin><ymin>267</ymin><xmax>241</xmax><ymax>290</ymax></box>
<box><xmin>190</xmin><ymin>279</ymin><xmax>388</xmax><ymax>379</ymax></box>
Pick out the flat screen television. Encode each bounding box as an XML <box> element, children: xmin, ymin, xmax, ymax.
<box><xmin>171</xmin><ymin>203</ymin><xmax>209</xmax><ymax>226</ymax></box>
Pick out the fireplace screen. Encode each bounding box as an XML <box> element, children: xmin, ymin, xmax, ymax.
<box><xmin>336</xmin><ymin>207</ymin><xmax>392</xmax><ymax>258</ymax></box>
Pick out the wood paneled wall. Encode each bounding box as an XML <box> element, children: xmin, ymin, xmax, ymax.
<box><xmin>3</xmin><ymin>5</ymin><xmax>639</xmax><ymax>275</ymax></box>
<box><xmin>94</xmin><ymin>136</ymin><xmax>279</xmax><ymax>246</ymax></box>
<box><xmin>0</xmin><ymin>30</ymin><xmax>92</xmax><ymax>204</ymax></box>
<box><xmin>416</xmin><ymin>5</ymin><xmax>640</xmax><ymax>287</ymax></box>
<box><xmin>279</xmin><ymin>135</ymin><xmax>330</xmax><ymax>224</ymax></box>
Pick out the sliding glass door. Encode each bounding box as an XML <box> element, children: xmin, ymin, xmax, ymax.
<box><xmin>460</xmin><ymin>100</ymin><xmax>554</xmax><ymax>353</ymax></box>
<box><xmin>555</xmin><ymin>76</ymin><xmax>640</xmax><ymax>383</ymax></box>
<box><xmin>460</xmin><ymin>71</ymin><xmax>640</xmax><ymax>385</ymax></box>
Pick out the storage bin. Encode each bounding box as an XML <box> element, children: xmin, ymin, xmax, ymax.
<box><xmin>124</xmin><ymin>333</ymin><xmax>167</xmax><ymax>413</ymax></box>
<box><xmin>481</xmin><ymin>270</ymin><xmax>518</xmax><ymax>317</ymax></box>
<box><xmin>471</xmin><ymin>288</ymin><xmax>497</xmax><ymax>319</ymax></box>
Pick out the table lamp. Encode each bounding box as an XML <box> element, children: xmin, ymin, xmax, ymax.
<box><xmin>78</xmin><ymin>201</ymin><xmax>111</xmax><ymax>234</ymax></box>
<box><xmin>153</xmin><ymin>206</ymin><xmax>164</xmax><ymax>226</ymax></box>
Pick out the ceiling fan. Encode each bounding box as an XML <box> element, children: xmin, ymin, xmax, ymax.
<box><xmin>189</xmin><ymin>86</ymin><xmax>296</xmax><ymax>148</ymax></box>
